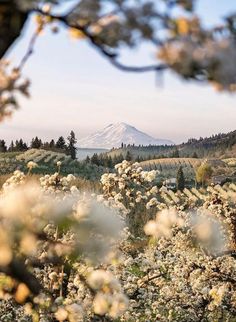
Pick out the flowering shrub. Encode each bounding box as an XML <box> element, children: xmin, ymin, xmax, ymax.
<box><xmin>100</xmin><ymin>160</ymin><xmax>159</xmax><ymax>234</ymax></box>
<box><xmin>0</xmin><ymin>170</ymin><xmax>127</xmax><ymax>321</ymax></box>
<box><xmin>0</xmin><ymin>162</ymin><xmax>235</xmax><ymax>321</ymax></box>
<box><xmin>0</xmin><ymin>60</ymin><xmax>30</xmax><ymax>121</ymax></box>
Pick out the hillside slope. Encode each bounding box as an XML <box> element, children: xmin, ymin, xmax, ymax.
<box><xmin>106</xmin><ymin>129</ymin><xmax>236</xmax><ymax>160</ymax></box>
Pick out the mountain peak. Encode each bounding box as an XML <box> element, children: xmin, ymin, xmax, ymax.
<box><xmin>105</xmin><ymin>122</ymin><xmax>133</xmax><ymax>129</ymax></box>
<box><xmin>78</xmin><ymin>123</ymin><xmax>174</xmax><ymax>149</ymax></box>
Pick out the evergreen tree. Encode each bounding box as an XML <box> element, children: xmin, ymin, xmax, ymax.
<box><xmin>113</xmin><ymin>155</ymin><xmax>118</xmax><ymax>166</ymax></box>
<box><xmin>67</xmin><ymin>131</ymin><xmax>77</xmax><ymax>160</ymax></box>
<box><xmin>49</xmin><ymin>139</ymin><xmax>55</xmax><ymax>149</ymax></box>
<box><xmin>117</xmin><ymin>153</ymin><xmax>124</xmax><ymax>163</ymax></box>
<box><xmin>31</xmin><ymin>136</ymin><xmax>42</xmax><ymax>149</ymax></box>
<box><xmin>100</xmin><ymin>154</ymin><xmax>107</xmax><ymax>167</ymax></box>
<box><xmin>107</xmin><ymin>156</ymin><xmax>113</xmax><ymax>168</ymax></box>
<box><xmin>172</xmin><ymin>148</ymin><xmax>180</xmax><ymax>158</ymax></box>
<box><xmin>17</xmin><ymin>139</ymin><xmax>27</xmax><ymax>151</ymax></box>
<box><xmin>85</xmin><ymin>156</ymin><xmax>90</xmax><ymax>163</ymax></box>
<box><xmin>8</xmin><ymin>140</ymin><xmax>14</xmax><ymax>152</ymax></box>
<box><xmin>14</xmin><ymin>139</ymin><xmax>27</xmax><ymax>151</ymax></box>
<box><xmin>125</xmin><ymin>151</ymin><xmax>132</xmax><ymax>161</ymax></box>
<box><xmin>0</xmin><ymin>140</ymin><xmax>7</xmax><ymax>152</ymax></box>
<box><xmin>43</xmin><ymin>141</ymin><xmax>50</xmax><ymax>149</ymax></box>
<box><xmin>56</xmin><ymin>136</ymin><xmax>66</xmax><ymax>150</ymax></box>
<box><xmin>192</xmin><ymin>152</ymin><xmax>198</xmax><ymax>158</ymax></box>
<box><xmin>91</xmin><ymin>153</ymin><xmax>100</xmax><ymax>166</ymax></box>
<box><xmin>176</xmin><ymin>166</ymin><xmax>185</xmax><ymax>191</ymax></box>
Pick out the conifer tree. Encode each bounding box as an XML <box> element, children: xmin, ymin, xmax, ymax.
<box><xmin>176</xmin><ymin>166</ymin><xmax>185</xmax><ymax>191</ymax></box>
<box><xmin>85</xmin><ymin>156</ymin><xmax>90</xmax><ymax>164</ymax></box>
<box><xmin>0</xmin><ymin>140</ymin><xmax>7</xmax><ymax>152</ymax></box>
<box><xmin>172</xmin><ymin>148</ymin><xmax>180</xmax><ymax>158</ymax></box>
<box><xmin>67</xmin><ymin>131</ymin><xmax>77</xmax><ymax>160</ymax></box>
<box><xmin>91</xmin><ymin>153</ymin><xmax>100</xmax><ymax>166</ymax></box>
<box><xmin>125</xmin><ymin>151</ymin><xmax>132</xmax><ymax>161</ymax></box>
<box><xmin>49</xmin><ymin>139</ymin><xmax>55</xmax><ymax>149</ymax></box>
<box><xmin>8</xmin><ymin>140</ymin><xmax>14</xmax><ymax>152</ymax></box>
<box><xmin>107</xmin><ymin>156</ymin><xmax>113</xmax><ymax>168</ymax></box>
<box><xmin>56</xmin><ymin>136</ymin><xmax>66</xmax><ymax>150</ymax></box>
<box><xmin>31</xmin><ymin>137</ymin><xmax>42</xmax><ymax>149</ymax></box>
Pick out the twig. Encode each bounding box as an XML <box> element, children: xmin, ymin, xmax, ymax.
<box><xmin>18</xmin><ymin>29</ymin><xmax>40</xmax><ymax>70</ymax></box>
<box><xmin>33</xmin><ymin>8</ymin><xmax>168</xmax><ymax>74</ymax></box>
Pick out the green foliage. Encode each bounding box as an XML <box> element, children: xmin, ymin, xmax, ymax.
<box><xmin>31</xmin><ymin>136</ymin><xmax>42</xmax><ymax>149</ymax></box>
<box><xmin>56</xmin><ymin>136</ymin><xmax>66</xmax><ymax>150</ymax></box>
<box><xmin>128</xmin><ymin>264</ymin><xmax>145</xmax><ymax>278</ymax></box>
<box><xmin>196</xmin><ymin>163</ymin><xmax>213</xmax><ymax>186</ymax></box>
<box><xmin>0</xmin><ymin>140</ymin><xmax>7</xmax><ymax>152</ymax></box>
<box><xmin>125</xmin><ymin>151</ymin><xmax>132</xmax><ymax>161</ymax></box>
<box><xmin>67</xmin><ymin>130</ymin><xmax>77</xmax><ymax>160</ymax></box>
<box><xmin>171</xmin><ymin>148</ymin><xmax>180</xmax><ymax>158</ymax></box>
<box><xmin>106</xmin><ymin>130</ymin><xmax>236</xmax><ymax>162</ymax></box>
<box><xmin>176</xmin><ymin>166</ymin><xmax>185</xmax><ymax>191</ymax></box>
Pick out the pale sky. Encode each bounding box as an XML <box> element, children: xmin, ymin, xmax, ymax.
<box><xmin>1</xmin><ymin>0</ymin><xmax>236</xmax><ymax>145</ymax></box>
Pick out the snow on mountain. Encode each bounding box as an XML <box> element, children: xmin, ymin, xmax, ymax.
<box><xmin>78</xmin><ymin>123</ymin><xmax>174</xmax><ymax>149</ymax></box>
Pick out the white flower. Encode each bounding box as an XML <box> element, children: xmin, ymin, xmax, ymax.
<box><xmin>54</xmin><ymin>308</ymin><xmax>68</xmax><ymax>321</ymax></box>
<box><xmin>93</xmin><ymin>293</ymin><xmax>110</xmax><ymax>315</ymax></box>
<box><xmin>87</xmin><ymin>270</ymin><xmax>113</xmax><ymax>290</ymax></box>
<box><xmin>109</xmin><ymin>293</ymin><xmax>129</xmax><ymax>318</ymax></box>
<box><xmin>27</xmin><ymin>161</ymin><xmax>38</xmax><ymax>169</ymax></box>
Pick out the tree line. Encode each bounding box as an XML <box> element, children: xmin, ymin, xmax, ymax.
<box><xmin>109</xmin><ymin>129</ymin><xmax>236</xmax><ymax>160</ymax></box>
<box><xmin>0</xmin><ymin>131</ymin><xmax>77</xmax><ymax>160</ymax></box>
<box><xmin>87</xmin><ymin>148</ymin><xmax>200</xmax><ymax>169</ymax></box>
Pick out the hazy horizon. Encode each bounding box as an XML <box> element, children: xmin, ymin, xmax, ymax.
<box><xmin>1</xmin><ymin>119</ymin><xmax>236</xmax><ymax>147</ymax></box>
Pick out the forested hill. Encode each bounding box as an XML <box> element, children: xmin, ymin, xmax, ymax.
<box><xmin>105</xmin><ymin>129</ymin><xmax>236</xmax><ymax>160</ymax></box>
<box><xmin>179</xmin><ymin>130</ymin><xmax>236</xmax><ymax>158</ymax></box>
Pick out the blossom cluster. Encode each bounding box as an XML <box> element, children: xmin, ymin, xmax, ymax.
<box><xmin>0</xmin><ymin>161</ymin><xmax>235</xmax><ymax>321</ymax></box>
<box><xmin>0</xmin><ymin>169</ymin><xmax>126</xmax><ymax>321</ymax></box>
<box><xmin>0</xmin><ymin>60</ymin><xmax>30</xmax><ymax>121</ymax></box>
<box><xmin>100</xmin><ymin>160</ymin><xmax>159</xmax><ymax>233</ymax></box>
<box><xmin>158</xmin><ymin>37</ymin><xmax>236</xmax><ymax>92</ymax></box>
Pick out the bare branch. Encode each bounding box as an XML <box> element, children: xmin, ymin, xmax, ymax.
<box><xmin>18</xmin><ymin>29</ymin><xmax>40</xmax><ymax>70</ymax></box>
<box><xmin>33</xmin><ymin>8</ymin><xmax>168</xmax><ymax>74</ymax></box>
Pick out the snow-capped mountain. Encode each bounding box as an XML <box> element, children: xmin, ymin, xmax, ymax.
<box><xmin>78</xmin><ymin>123</ymin><xmax>174</xmax><ymax>149</ymax></box>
